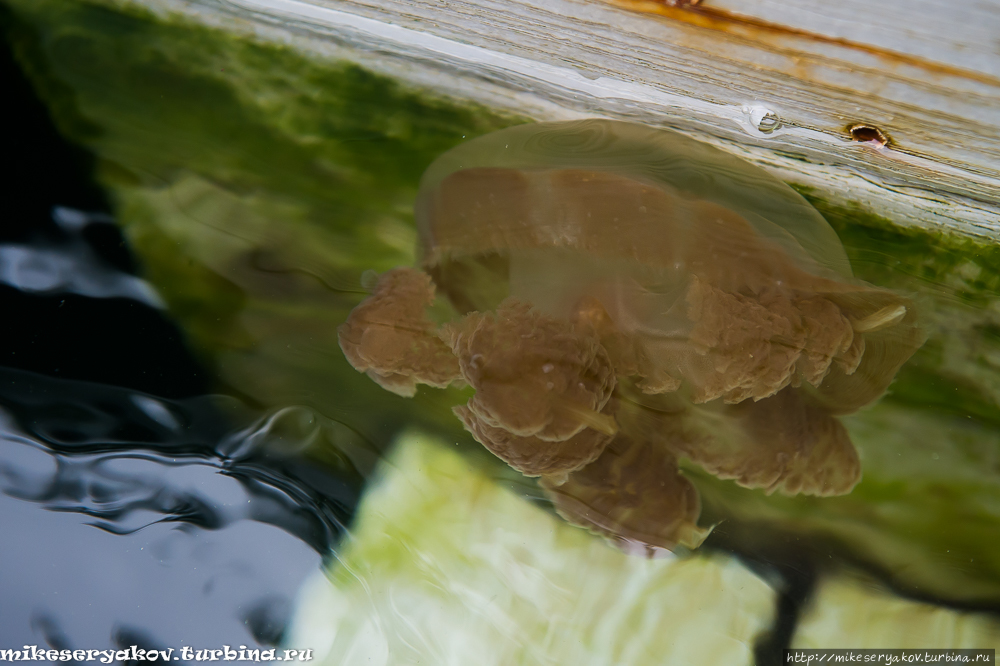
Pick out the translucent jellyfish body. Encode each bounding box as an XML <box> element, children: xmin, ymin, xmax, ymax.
<box><xmin>339</xmin><ymin>119</ymin><xmax>924</xmax><ymax>554</ymax></box>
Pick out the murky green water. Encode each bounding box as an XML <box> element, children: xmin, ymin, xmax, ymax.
<box><xmin>2</xmin><ymin>0</ymin><xmax>999</xmax><ymax>660</ymax></box>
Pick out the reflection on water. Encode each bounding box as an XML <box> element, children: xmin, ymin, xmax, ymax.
<box><xmin>0</xmin><ymin>208</ymin><xmax>163</xmax><ymax>308</ymax></box>
<box><xmin>2</xmin><ymin>0</ymin><xmax>1000</xmax><ymax>660</ymax></box>
<box><xmin>0</xmin><ymin>367</ymin><xmax>360</xmax><ymax>650</ymax></box>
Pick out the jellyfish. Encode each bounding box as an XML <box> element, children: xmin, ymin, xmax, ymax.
<box><xmin>338</xmin><ymin>119</ymin><xmax>924</xmax><ymax>553</ymax></box>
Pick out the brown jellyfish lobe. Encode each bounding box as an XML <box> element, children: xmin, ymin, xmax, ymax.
<box><xmin>627</xmin><ymin>387</ymin><xmax>863</xmax><ymax>497</ymax></box>
<box><xmin>541</xmin><ymin>432</ymin><xmax>710</xmax><ymax>555</ymax></box>
<box><xmin>678</xmin><ymin>275</ymin><xmax>861</xmax><ymax>404</ymax></box>
<box><xmin>441</xmin><ymin>299</ymin><xmax>618</xmax><ymax>477</ymax></box>
<box><xmin>337</xmin><ymin>267</ymin><xmax>461</xmax><ymax>397</ymax></box>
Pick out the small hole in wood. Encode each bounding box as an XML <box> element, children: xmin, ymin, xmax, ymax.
<box><xmin>848</xmin><ymin>124</ymin><xmax>889</xmax><ymax>147</ymax></box>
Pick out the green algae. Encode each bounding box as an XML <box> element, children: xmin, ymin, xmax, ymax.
<box><xmin>2</xmin><ymin>0</ymin><xmax>518</xmax><ymax>445</ymax></box>
<box><xmin>795</xmin><ymin>188</ymin><xmax>1000</xmax><ymax>427</ymax></box>
<box><xmin>5</xmin><ymin>0</ymin><xmax>1000</xmax><ymax>607</ymax></box>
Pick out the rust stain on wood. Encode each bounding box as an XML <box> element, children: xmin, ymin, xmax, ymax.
<box><xmin>603</xmin><ymin>0</ymin><xmax>1000</xmax><ymax>87</ymax></box>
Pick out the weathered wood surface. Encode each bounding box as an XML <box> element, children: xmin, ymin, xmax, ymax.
<box><xmin>125</xmin><ymin>0</ymin><xmax>1000</xmax><ymax>238</ymax></box>
<box><xmin>667</xmin><ymin>0</ymin><xmax>1000</xmax><ymax>77</ymax></box>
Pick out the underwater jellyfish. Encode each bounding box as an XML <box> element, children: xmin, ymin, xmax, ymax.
<box><xmin>338</xmin><ymin>119</ymin><xmax>924</xmax><ymax>552</ymax></box>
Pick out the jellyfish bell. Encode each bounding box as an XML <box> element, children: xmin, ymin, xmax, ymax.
<box><xmin>415</xmin><ymin>119</ymin><xmax>923</xmax><ymax>412</ymax></box>
<box><xmin>415</xmin><ymin>118</ymin><xmax>854</xmax><ymax>309</ymax></box>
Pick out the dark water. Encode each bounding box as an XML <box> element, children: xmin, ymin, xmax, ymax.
<box><xmin>0</xmin><ymin>33</ymin><xmax>350</xmax><ymax>655</ymax></box>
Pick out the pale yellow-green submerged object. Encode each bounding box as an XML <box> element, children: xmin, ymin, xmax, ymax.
<box><xmin>285</xmin><ymin>433</ymin><xmax>777</xmax><ymax>666</ymax></box>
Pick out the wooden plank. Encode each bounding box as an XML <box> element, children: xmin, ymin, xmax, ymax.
<box><xmin>698</xmin><ymin>0</ymin><xmax>1000</xmax><ymax>77</ymax></box>
<box><xmin>108</xmin><ymin>0</ymin><xmax>1000</xmax><ymax>237</ymax></box>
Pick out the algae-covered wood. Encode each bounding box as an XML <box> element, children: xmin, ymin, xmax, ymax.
<box><xmin>3</xmin><ymin>0</ymin><xmax>1000</xmax><ymax>653</ymax></box>
<box><xmin>79</xmin><ymin>0</ymin><xmax>1000</xmax><ymax>238</ymax></box>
